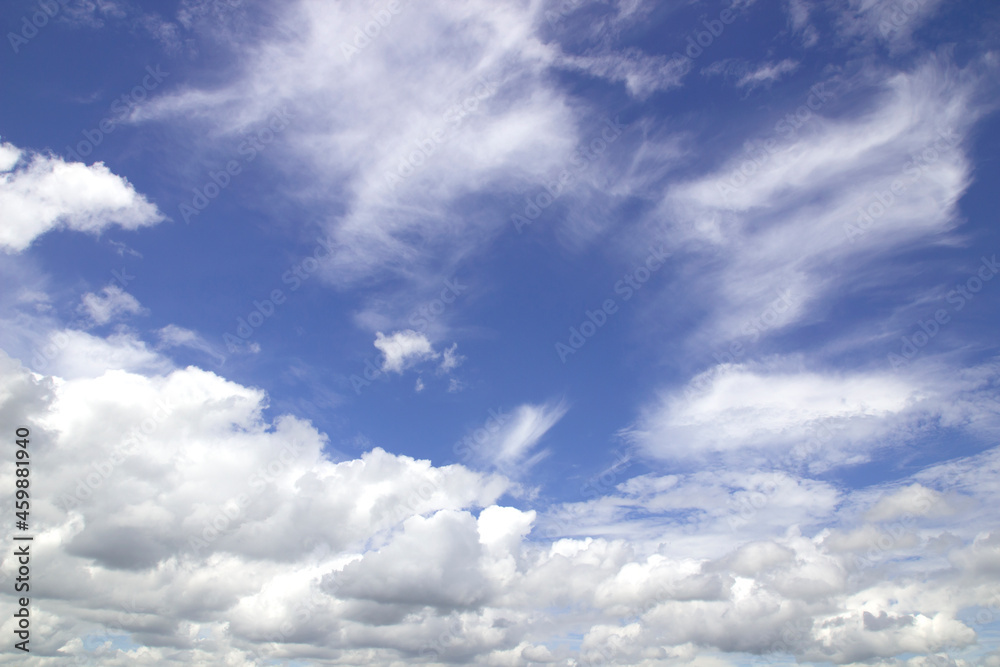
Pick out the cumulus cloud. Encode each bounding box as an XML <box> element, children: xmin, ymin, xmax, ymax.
<box><xmin>374</xmin><ymin>330</ymin><xmax>465</xmax><ymax>381</ymax></box>
<box><xmin>40</xmin><ymin>328</ymin><xmax>172</xmax><ymax>380</ymax></box>
<box><xmin>79</xmin><ymin>285</ymin><xmax>146</xmax><ymax>325</ymax></box>
<box><xmin>0</xmin><ymin>342</ymin><xmax>998</xmax><ymax>665</ymax></box>
<box><xmin>374</xmin><ymin>329</ymin><xmax>439</xmax><ymax>373</ymax></box>
<box><xmin>0</xmin><ymin>140</ymin><xmax>164</xmax><ymax>253</ymax></box>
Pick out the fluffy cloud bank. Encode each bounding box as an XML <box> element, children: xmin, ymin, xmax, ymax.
<box><xmin>1</xmin><ymin>343</ymin><xmax>998</xmax><ymax>666</ymax></box>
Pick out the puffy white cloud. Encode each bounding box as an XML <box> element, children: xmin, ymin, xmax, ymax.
<box><xmin>374</xmin><ymin>329</ymin><xmax>438</xmax><ymax>373</ymax></box>
<box><xmin>373</xmin><ymin>330</ymin><xmax>466</xmax><ymax>383</ymax></box>
<box><xmin>0</xmin><ymin>140</ymin><xmax>164</xmax><ymax>253</ymax></box>
<box><xmin>79</xmin><ymin>285</ymin><xmax>146</xmax><ymax>325</ymax></box>
<box><xmin>0</xmin><ymin>341</ymin><xmax>999</xmax><ymax>664</ymax></box>
<box><xmin>41</xmin><ymin>328</ymin><xmax>172</xmax><ymax>380</ymax></box>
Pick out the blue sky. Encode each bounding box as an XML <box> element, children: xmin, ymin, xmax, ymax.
<box><xmin>2</xmin><ymin>0</ymin><xmax>1000</xmax><ymax>665</ymax></box>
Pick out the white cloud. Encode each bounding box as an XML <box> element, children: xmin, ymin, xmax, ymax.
<box><xmin>156</xmin><ymin>324</ymin><xmax>226</xmax><ymax>365</ymax></box>
<box><xmin>0</xmin><ymin>140</ymin><xmax>164</xmax><ymax>253</ymax></box>
<box><xmin>0</xmin><ymin>342</ymin><xmax>998</xmax><ymax>664</ymax></box>
<box><xmin>134</xmin><ymin>0</ymin><xmax>670</xmax><ymax>289</ymax></box>
<box><xmin>704</xmin><ymin>58</ymin><xmax>799</xmax><ymax>90</ymax></box>
<box><xmin>628</xmin><ymin>362</ymin><xmax>920</xmax><ymax>464</ymax></box>
<box><xmin>558</xmin><ymin>48</ymin><xmax>690</xmax><ymax>99</ymax></box>
<box><xmin>735</xmin><ymin>58</ymin><xmax>799</xmax><ymax>89</ymax></box>
<box><xmin>649</xmin><ymin>56</ymin><xmax>984</xmax><ymax>348</ymax></box>
<box><xmin>439</xmin><ymin>342</ymin><xmax>464</xmax><ymax>372</ymax></box>
<box><xmin>464</xmin><ymin>399</ymin><xmax>569</xmax><ymax>474</ymax></box>
<box><xmin>627</xmin><ymin>357</ymin><xmax>1000</xmax><ymax>472</ymax></box>
<box><xmin>41</xmin><ymin>328</ymin><xmax>172</xmax><ymax>380</ymax></box>
<box><xmin>79</xmin><ymin>285</ymin><xmax>145</xmax><ymax>325</ymax></box>
<box><xmin>374</xmin><ymin>329</ymin><xmax>438</xmax><ymax>374</ymax></box>
<box><xmin>833</xmin><ymin>0</ymin><xmax>947</xmax><ymax>51</ymax></box>
<box><xmin>786</xmin><ymin>0</ymin><xmax>818</xmax><ymax>46</ymax></box>
<box><xmin>374</xmin><ymin>330</ymin><xmax>465</xmax><ymax>382</ymax></box>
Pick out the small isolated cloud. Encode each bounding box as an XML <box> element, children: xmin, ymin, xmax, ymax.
<box><xmin>157</xmin><ymin>324</ymin><xmax>225</xmax><ymax>365</ymax></box>
<box><xmin>440</xmin><ymin>343</ymin><xmax>464</xmax><ymax>373</ymax></box>
<box><xmin>736</xmin><ymin>59</ymin><xmax>799</xmax><ymax>89</ymax></box>
<box><xmin>79</xmin><ymin>285</ymin><xmax>146</xmax><ymax>325</ymax></box>
<box><xmin>374</xmin><ymin>330</ymin><xmax>463</xmax><ymax>381</ymax></box>
<box><xmin>374</xmin><ymin>330</ymin><xmax>438</xmax><ymax>373</ymax></box>
<box><xmin>704</xmin><ymin>59</ymin><xmax>799</xmax><ymax>90</ymax></box>
<box><xmin>415</xmin><ymin>377</ymin><xmax>425</xmax><ymax>393</ymax></box>
<box><xmin>0</xmin><ymin>139</ymin><xmax>164</xmax><ymax>253</ymax></box>
<box><xmin>108</xmin><ymin>239</ymin><xmax>143</xmax><ymax>258</ymax></box>
<box><xmin>466</xmin><ymin>399</ymin><xmax>569</xmax><ymax>474</ymax></box>
<box><xmin>559</xmin><ymin>48</ymin><xmax>690</xmax><ymax>99</ymax></box>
